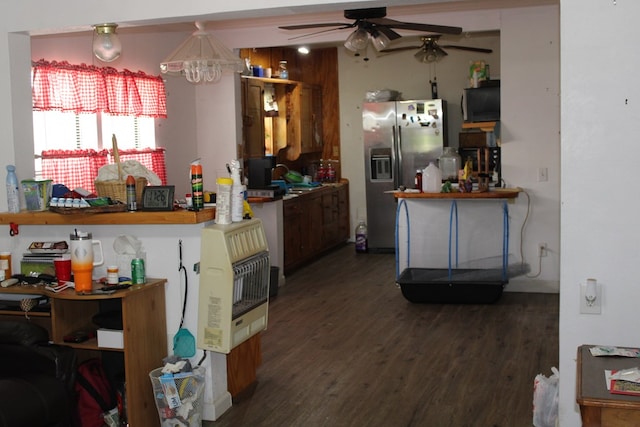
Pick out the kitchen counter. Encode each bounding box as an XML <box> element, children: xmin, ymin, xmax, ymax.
<box><xmin>282</xmin><ymin>181</ymin><xmax>349</xmax><ymax>273</ymax></box>
<box><xmin>394</xmin><ymin>187</ymin><xmax>521</xmax><ymax>199</ymax></box>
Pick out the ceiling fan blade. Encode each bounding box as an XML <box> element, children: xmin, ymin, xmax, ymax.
<box><xmin>279</xmin><ymin>22</ymin><xmax>352</xmax><ymax>31</ymax></box>
<box><xmin>282</xmin><ymin>26</ymin><xmax>354</xmax><ymax>41</ymax></box>
<box><xmin>440</xmin><ymin>45</ymin><xmax>493</xmax><ymax>53</ymax></box>
<box><xmin>379</xmin><ymin>45</ymin><xmax>423</xmax><ymax>53</ymax></box>
<box><xmin>375</xmin><ymin>26</ymin><xmax>402</xmax><ymax>41</ymax></box>
<box><xmin>370</xmin><ymin>18</ymin><xmax>462</xmax><ymax>35</ymax></box>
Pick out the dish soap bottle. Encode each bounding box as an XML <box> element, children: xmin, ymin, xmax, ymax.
<box><xmin>5</xmin><ymin>165</ymin><xmax>19</xmax><ymax>213</ymax></box>
<box><xmin>355</xmin><ymin>220</ymin><xmax>368</xmax><ymax>253</ymax></box>
<box><xmin>422</xmin><ymin>162</ymin><xmax>442</xmax><ymax>193</ymax></box>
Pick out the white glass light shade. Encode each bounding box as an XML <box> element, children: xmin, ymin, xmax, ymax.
<box><xmin>93</xmin><ymin>24</ymin><xmax>122</xmax><ymax>62</ymax></box>
<box><xmin>160</xmin><ymin>22</ymin><xmax>243</xmax><ymax>84</ymax></box>
<box><xmin>371</xmin><ymin>32</ymin><xmax>391</xmax><ymax>52</ymax></box>
<box><xmin>344</xmin><ymin>28</ymin><xmax>370</xmax><ymax>52</ymax></box>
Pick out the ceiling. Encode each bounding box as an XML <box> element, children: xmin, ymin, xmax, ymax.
<box><xmin>31</xmin><ymin>0</ymin><xmax>557</xmax><ymax>41</ymax></box>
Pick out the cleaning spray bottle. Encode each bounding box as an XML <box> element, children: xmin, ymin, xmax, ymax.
<box><xmin>190</xmin><ymin>159</ymin><xmax>204</xmax><ymax>211</ymax></box>
<box><xmin>229</xmin><ymin>159</ymin><xmax>246</xmax><ymax>222</ymax></box>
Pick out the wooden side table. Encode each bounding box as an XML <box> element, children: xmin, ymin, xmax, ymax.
<box><xmin>577</xmin><ymin>345</ymin><xmax>640</xmax><ymax>426</ymax></box>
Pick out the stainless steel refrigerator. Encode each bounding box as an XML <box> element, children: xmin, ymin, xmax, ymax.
<box><xmin>363</xmin><ymin>99</ymin><xmax>448</xmax><ymax>251</ymax></box>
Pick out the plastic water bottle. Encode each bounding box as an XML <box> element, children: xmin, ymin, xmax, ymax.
<box><xmin>355</xmin><ymin>220</ymin><xmax>368</xmax><ymax>253</ymax></box>
<box><xmin>422</xmin><ymin>162</ymin><xmax>442</xmax><ymax>193</ymax></box>
<box><xmin>5</xmin><ymin>165</ymin><xmax>19</xmax><ymax>213</ymax></box>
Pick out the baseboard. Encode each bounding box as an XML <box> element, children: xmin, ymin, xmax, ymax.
<box><xmin>504</xmin><ymin>278</ymin><xmax>559</xmax><ymax>293</ymax></box>
<box><xmin>203</xmin><ymin>391</ymin><xmax>232</xmax><ymax>421</ymax></box>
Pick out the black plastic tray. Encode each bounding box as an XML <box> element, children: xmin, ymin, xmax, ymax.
<box><xmin>397</xmin><ymin>268</ymin><xmax>507</xmax><ymax>304</ymax></box>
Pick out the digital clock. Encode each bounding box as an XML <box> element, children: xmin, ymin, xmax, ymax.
<box><xmin>141</xmin><ymin>185</ymin><xmax>175</xmax><ymax>211</ymax></box>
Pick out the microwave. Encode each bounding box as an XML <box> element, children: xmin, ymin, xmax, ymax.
<box><xmin>462</xmin><ymin>84</ymin><xmax>500</xmax><ymax>123</ymax></box>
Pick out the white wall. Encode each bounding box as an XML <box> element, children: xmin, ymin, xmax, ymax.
<box><xmin>560</xmin><ymin>0</ymin><xmax>640</xmax><ymax>425</ymax></box>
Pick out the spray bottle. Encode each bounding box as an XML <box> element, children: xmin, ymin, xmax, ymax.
<box><xmin>229</xmin><ymin>159</ymin><xmax>246</xmax><ymax>222</ymax></box>
<box><xmin>190</xmin><ymin>159</ymin><xmax>204</xmax><ymax>211</ymax></box>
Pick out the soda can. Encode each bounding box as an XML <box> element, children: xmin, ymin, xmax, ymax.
<box><xmin>131</xmin><ymin>258</ymin><xmax>145</xmax><ymax>285</ymax></box>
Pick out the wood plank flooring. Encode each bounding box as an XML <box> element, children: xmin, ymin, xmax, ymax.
<box><xmin>206</xmin><ymin>244</ymin><xmax>559</xmax><ymax>427</ymax></box>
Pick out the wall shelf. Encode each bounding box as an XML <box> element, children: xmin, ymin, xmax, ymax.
<box><xmin>0</xmin><ymin>207</ymin><xmax>215</xmax><ymax>226</ymax></box>
<box><xmin>462</xmin><ymin>121</ymin><xmax>498</xmax><ymax>132</ymax></box>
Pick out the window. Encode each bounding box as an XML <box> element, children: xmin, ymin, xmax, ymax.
<box><xmin>31</xmin><ymin>60</ymin><xmax>167</xmax><ymax>193</ymax></box>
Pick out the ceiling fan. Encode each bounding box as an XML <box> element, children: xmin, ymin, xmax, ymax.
<box><xmin>381</xmin><ymin>35</ymin><xmax>493</xmax><ymax>63</ymax></box>
<box><xmin>279</xmin><ymin>7</ymin><xmax>462</xmax><ymax>52</ymax></box>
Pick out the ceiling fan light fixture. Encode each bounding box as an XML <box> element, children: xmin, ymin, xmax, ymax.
<box><xmin>160</xmin><ymin>21</ymin><xmax>243</xmax><ymax>84</ymax></box>
<box><xmin>344</xmin><ymin>28</ymin><xmax>369</xmax><ymax>52</ymax></box>
<box><xmin>93</xmin><ymin>23</ymin><xmax>122</xmax><ymax>62</ymax></box>
<box><xmin>371</xmin><ymin>31</ymin><xmax>391</xmax><ymax>52</ymax></box>
<box><xmin>415</xmin><ymin>45</ymin><xmax>444</xmax><ymax>63</ymax></box>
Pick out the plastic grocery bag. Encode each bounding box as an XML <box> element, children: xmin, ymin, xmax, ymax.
<box><xmin>533</xmin><ymin>367</ymin><xmax>559</xmax><ymax>427</ymax></box>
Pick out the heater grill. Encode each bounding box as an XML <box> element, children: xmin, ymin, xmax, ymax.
<box><xmin>232</xmin><ymin>251</ymin><xmax>270</xmax><ymax>318</ymax></box>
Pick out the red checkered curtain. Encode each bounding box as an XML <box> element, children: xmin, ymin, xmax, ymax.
<box><xmin>115</xmin><ymin>148</ymin><xmax>168</xmax><ymax>184</ymax></box>
<box><xmin>32</xmin><ymin>60</ymin><xmax>167</xmax><ymax>118</ymax></box>
<box><xmin>41</xmin><ymin>149</ymin><xmax>109</xmax><ymax>193</ymax></box>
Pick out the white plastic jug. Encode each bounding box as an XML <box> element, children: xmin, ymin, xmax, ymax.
<box><xmin>422</xmin><ymin>162</ymin><xmax>442</xmax><ymax>193</ymax></box>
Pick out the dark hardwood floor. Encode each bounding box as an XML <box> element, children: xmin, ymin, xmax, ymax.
<box><xmin>206</xmin><ymin>244</ymin><xmax>559</xmax><ymax>427</ymax></box>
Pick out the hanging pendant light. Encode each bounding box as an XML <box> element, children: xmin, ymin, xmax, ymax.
<box><xmin>93</xmin><ymin>23</ymin><xmax>122</xmax><ymax>62</ymax></box>
<box><xmin>160</xmin><ymin>21</ymin><xmax>243</xmax><ymax>84</ymax></box>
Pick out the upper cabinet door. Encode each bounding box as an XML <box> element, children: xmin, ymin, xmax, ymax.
<box><xmin>242</xmin><ymin>78</ymin><xmax>265</xmax><ymax>159</ymax></box>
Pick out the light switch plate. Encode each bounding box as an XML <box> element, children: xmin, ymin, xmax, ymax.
<box><xmin>580</xmin><ymin>282</ymin><xmax>601</xmax><ymax>314</ymax></box>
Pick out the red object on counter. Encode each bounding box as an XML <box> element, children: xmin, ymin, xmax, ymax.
<box><xmin>415</xmin><ymin>170</ymin><xmax>423</xmax><ymax>192</ymax></box>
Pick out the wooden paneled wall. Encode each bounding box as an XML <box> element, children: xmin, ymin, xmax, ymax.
<box><xmin>239</xmin><ymin>47</ymin><xmax>341</xmax><ymax>178</ymax></box>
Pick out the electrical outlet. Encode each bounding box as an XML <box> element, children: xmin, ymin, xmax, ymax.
<box><xmin>580</xmin><ymin>281</ymin><xmax>601</xmax><ymax>314</ymax></box>
<box><xmin>538</xmin><ymin>243</ymin><xmax>548</xmax><ymax>257</ymax></box>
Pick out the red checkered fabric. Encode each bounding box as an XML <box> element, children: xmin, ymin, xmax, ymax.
<box><xmin>41</xmin><ymin>149</ymin><xmax>109</xmax><ymax>193</ymax></box>
<box><xmin>32</xmin><ymin>59</ymin><xmax>167</xmax><ymax>118</ymax></box>
<box><xmin>41</xmin><ymin>148</ymin><xmax>167</xmax><ymax>192</ymax></box>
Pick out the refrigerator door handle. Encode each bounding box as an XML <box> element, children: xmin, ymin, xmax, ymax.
<box><xmin>395</xmin><ymin>125</ymin><xmax>403</xmax><ymax>189</ymax></box>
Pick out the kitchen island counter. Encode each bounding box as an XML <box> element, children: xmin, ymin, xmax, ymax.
<box><xmin>394</xmin><ymin>187</ymin><xmax>521</xmax><ymax>199</ymax></box>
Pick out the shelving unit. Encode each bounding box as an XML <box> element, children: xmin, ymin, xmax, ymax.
<box><xmin>394</xmin><ymin>190</ymin><xmax>520</xmax><ymax>303</ymax></box>
<box><xmin>0</xmin><ymin>279</ymin><xmax>167</xmax><ymax>427</ymax></box>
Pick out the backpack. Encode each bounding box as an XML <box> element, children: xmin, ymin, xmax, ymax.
<box><xmin>75</xmin><ymin>358</ymin><xmax>119</xmax><ymax>427</ymax></box>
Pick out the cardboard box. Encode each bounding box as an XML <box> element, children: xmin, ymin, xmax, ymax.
<box><xmin>97</xmin><ymin>328</ymin><xmax>124</xmax><ymax>349</ymax></box>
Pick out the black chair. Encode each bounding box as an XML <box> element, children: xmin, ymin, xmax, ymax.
<box><xmin>0</xmin><ymin>321</ymin><xmax>77</xmax><ymax>427</ymax></box>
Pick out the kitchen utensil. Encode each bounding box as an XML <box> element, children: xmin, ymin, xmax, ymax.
<box><xmin>70</xmin><ymin>230</ymin><xmax>104</xmax><ymax>294</ymax></box>
<box><xmin>284</xmin><ymin>170</ymin><xmax>304</xmax><ymax>183</ymax></box>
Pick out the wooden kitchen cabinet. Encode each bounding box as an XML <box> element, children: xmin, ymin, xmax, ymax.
<box><xmin>0</xmin><ymin>280</ymin><xmax>167</xmax><ymax>427</ymax></box>
<box><xmin>298</xmin><ymin>84</ymin><xmax>323</xmax><ymax>154</ymax></box>
<box><xmin>283</xmin><ymin>182</ymin><xmax>349</xmax><ymax>273</ymax></box>
<box><xmin>241</xmin><ymin>76</ymin><xmax>322</xmax><ymax>161</ymax></box>
<box><xmin>241</xmin><ymin>77</ymin><xmax>266</xmax><ymax>159</ymax></box>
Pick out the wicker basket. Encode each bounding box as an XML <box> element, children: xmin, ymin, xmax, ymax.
<box><xmin>95</xmin><ymin>177</ymin><xmax>147</xmax><ymax>204</ymax></box>
<box><xmin>95</xmin><ymin>135</ymin><xmax>147</xmax><ymax>204</ymax></box>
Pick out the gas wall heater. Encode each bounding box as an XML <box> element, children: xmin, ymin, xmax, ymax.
<box><xmin>197</xmin><ymin>218</ymin><xmax>270</xmax><ymax>354</ymax></box>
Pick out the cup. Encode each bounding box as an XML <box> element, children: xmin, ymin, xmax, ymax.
<box><xmin>70</xmin><ymin>232</ymin><xmax>104</xmax><ymax>294</ymax></box>
<box><xmin>265</xmin><ymin>67</ymin><xmax>272</xmax><ymax>78</ymax></box>
<box><xmin>53</xmin><ymin>255</ymin><xmax>72</xmax><ymax>285</ymax></box>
